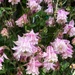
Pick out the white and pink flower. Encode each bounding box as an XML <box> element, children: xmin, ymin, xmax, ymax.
<box><xmin>43</xmin><ymin>46</ymin><xmax>58</xmax><ymax>71</ymax></box>
<box><xmin>12</xmin><ymin>30</ymin><xmax>39</xmax><ymax>60</ymax></box>
<box><xmin>63</xmin><ymin>20</ymin><xmax>75</xmax><ymax>37</ymax></box>
<box><xmin>45</xmin><ymin>4</ymin><xmax>53</xmax><ymax>15</ymax></box>
<box><xmin>16</xmin><ymin>14</ymin><xmax>28</xmax><ymax>27</ymax></box>
<box><xmin>51</xmin><ymin>38</ymin><xmax>73</xmax><ymax>59</ymax></box>
<box><xmin>26</xmin><ymin>57</ymin><xmax>42</xmax><ymax>75</ymax></box>
<box><xmin>27</xmin><ymin>0</ymin><xmax>41</xmax><ymax>12</ymax></box>
<box><xmin>56</xmin><ymin>9</ymin><xmax>69</xmax><ymax>24</ymax></box>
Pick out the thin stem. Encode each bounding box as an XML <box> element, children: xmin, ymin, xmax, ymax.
<box><xmin>54</xmin><ymin>0</ymin><xmax>59</xmax><ymax>18</ymax></box>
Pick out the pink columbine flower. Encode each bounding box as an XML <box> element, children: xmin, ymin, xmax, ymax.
<box><xmin>43</xmin><ymin>46</ymin><xmax>58</xmax><ymax>62</ymax></box>
<box><xmin>43</xmin><ymin>46</ymin><xmax>58</xmax><ymax>71</ymax></box>
<box><xmin>27</xmin><ymin>0</ymin><xmax>41</xmax><ymax>12</ymax></box>
<box><xmin>56</xmin><ymin>9</ymin><xmax>69</xmax><ymax>24</ymax></box>
<box><xmin>12</xmin><ymin>36</ymin><xmax>34</xmax><ymax>60</ymax></box>
<box><xmin>15</xmin><ymin>14</ymin><xmax>28</xmax><ymax>27</ymax></box>
<box><xmin>46</xmin><ymin>17</ymin><xmax>55</xmax><ymax>27</ymax></box>
<box><xmin>63</xmin><ymin>20</ymin><xmax>74</xmax><ymax>34</ymax></box>
<box><xmin>1</xmin><ymin>28</ymin><xmax>9</xmax><ymax>38</ymax></box>
<box><xmin>5</xmin><ymin>19</ymin><xmax>14</xmax><ymax>28</ymax></box>
<box><xmin>45</xmin><ymin>4</ymin><xmax>53</xmax><ymax>15</ymax></box>
<box><xmin>51</xmin><ymin>38</ymin><xmax>68</xmax><ymax>54</ymax></box>
<box><xmin>8</xmin><ymin>0</ymin><xmax>20</xmax><ymax>5</ymax></box>
<box><xmin>12</xmin><ymin>30</ymin><xmax>39</xmax><ymax>60</ymax></box>
<box><xmin>63</xmin><ymin>20</ymin><xmax>75</xmax><ymax>37</ymax></box>
<box><xmin>51</xmin><ymin>38</ymin><xmax>73</xmax><ymax>59</ymax></box>
<box><xmin>26</xmin><ymin>57</ymin><xmax>42</xmax><ymax>75</ymax></box>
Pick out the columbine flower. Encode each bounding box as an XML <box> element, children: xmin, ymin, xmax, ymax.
<box><xmin>46</xmin><ymin>17</ymin><xmax>55</xmax><ymax>27</ymax></box>
<box><xmin>45</xmin><ymin>4</ymin><xmax>53</xmax><ymax>15</ymax></box>
<box><xmin>26</xmin><ymin>57</ymin><xmax>42</xmax><ymax>75</ymax></box>
<box><xmin>12</xmin><ymin>36</ymin><xmax>33</xmax><ymax>60</ymax></box>
<box><xmin>51</xmin><ymin>38</ymin><xmax>68</xmax><ymax>54</ymax></box>
<box><xmin>16</xmin><ymin>14</ymin><xmax>28</xmax><ymax>27</ymax></box>
<box><xmin>56</xmin><ymin>9</ymin><xmax>69</xmax><ymax>24</ymax></box>
<box><xmin>43</xmin><ymin>46</ymin><xmax>58</xmax><ymax>71</ymax></box>
<box><xmin>63</xmin><ymin>20</ymin><xmax>75</xmax><ymax>37</ymax></box>
<box><xmin>43</xmin><ymin>46</ymin><xmax>58</xmax><ymax>62</ymax></box>
<box><xmin>5</xmin><ymin>19</ymin><xmax>14</xmax><ymax>28</ymax></box>
<box><xmin>63</xmin><ymin>20</ymin><xmax>74</xmax><ymax>34</ymax></box>
<box><xmin>8</xmin><ymin>0</ymin><xmax>20</xmax><ymax>5</ymax></box>
<box><xmin>1</xmin><ymin>28</ymin><xmax>9</xmax><ymax>38</ymax></box>
<box><xmin>27</xmin><ymin>0</ymin><xmax>41</xmax><ymax>12</ymax></box>
<box><xmin>12</xmin><ymin>30</ymin><xmax>39</xmax><ymax>60</ymax></box>
<box><xmin>51</xmin><ymin>38</ymin><xmax>73</xmax><ymax>59</ymax></box>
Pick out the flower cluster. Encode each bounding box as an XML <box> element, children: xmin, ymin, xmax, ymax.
<box><xmin>0</xmin><ymin>0</ymin><xmax>75</xmax><ymax>75</ymax></box>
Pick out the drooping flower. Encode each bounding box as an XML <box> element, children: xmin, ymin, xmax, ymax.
<box><xmin>1</xmin><ymin>28</ymin><xmax>9</xmax><ymax>38</ymax></box>
<box><xmin>43</xmin><ymin>46</ymin><xmax>58</xmax><ymax>62</ymax></box>
<box><xmin>5</xmin><ymin>19</ymin><xmax>14</xmax><ymax>28</ymax></box>
<box><xmin>51</xmin><ymin>38</ymin><xmax>68</xmax><ymax>54</ymax></box>
<box><xmin>56</xmin><ymin>9</ymin><xmax>69</xmax><ymax>24</ymax></box>
<box><xmin>27</xmin><ymin>0</ymin><xmax>41</xmax><ymax>12</ymax></box>
<box><xmin>51</xmin><ymin>38</ymin><xmax>73</xmax><ymax>59</ymax></box>
<box><xmin>45</xmin><ymin>4</ymin><xmax>53</xmax><ymax>15</ymax></box>
<box><xmin>26</xmin><ymin>57</ymin><xmax>42</xmax><ymax>75</ymax></box>
<box><xmin>63</xmin><ymin>20</ymin><xmax>74</xmax><ymax>34</ymax></box>
<box><xmin>63</xmin><ymin>20</ymin><xmax>75</xmax><ymax>37</ymax></box>
<box><xmin>8</xmin><ymin>0</ymin><xmax>20</xmax><ymax>5</ymax></box>
<box><xmin>12</xmin><ymin>36</ymin><xmax>34</xmax><ymax>60</ymax></box>
<box><xmin>15</xmin><ymin>14</ymin><xmax>28</xmax><ymax>27</ymax></box>
<box><xmin>43</xmin><ymin>46</ymin><xmax>58</xmax><ymax>71</ymax></box>
<box><xmin>46</xmin><ymin>17</ymin><xmax>55</xmax><ymax>27</ymax></box>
